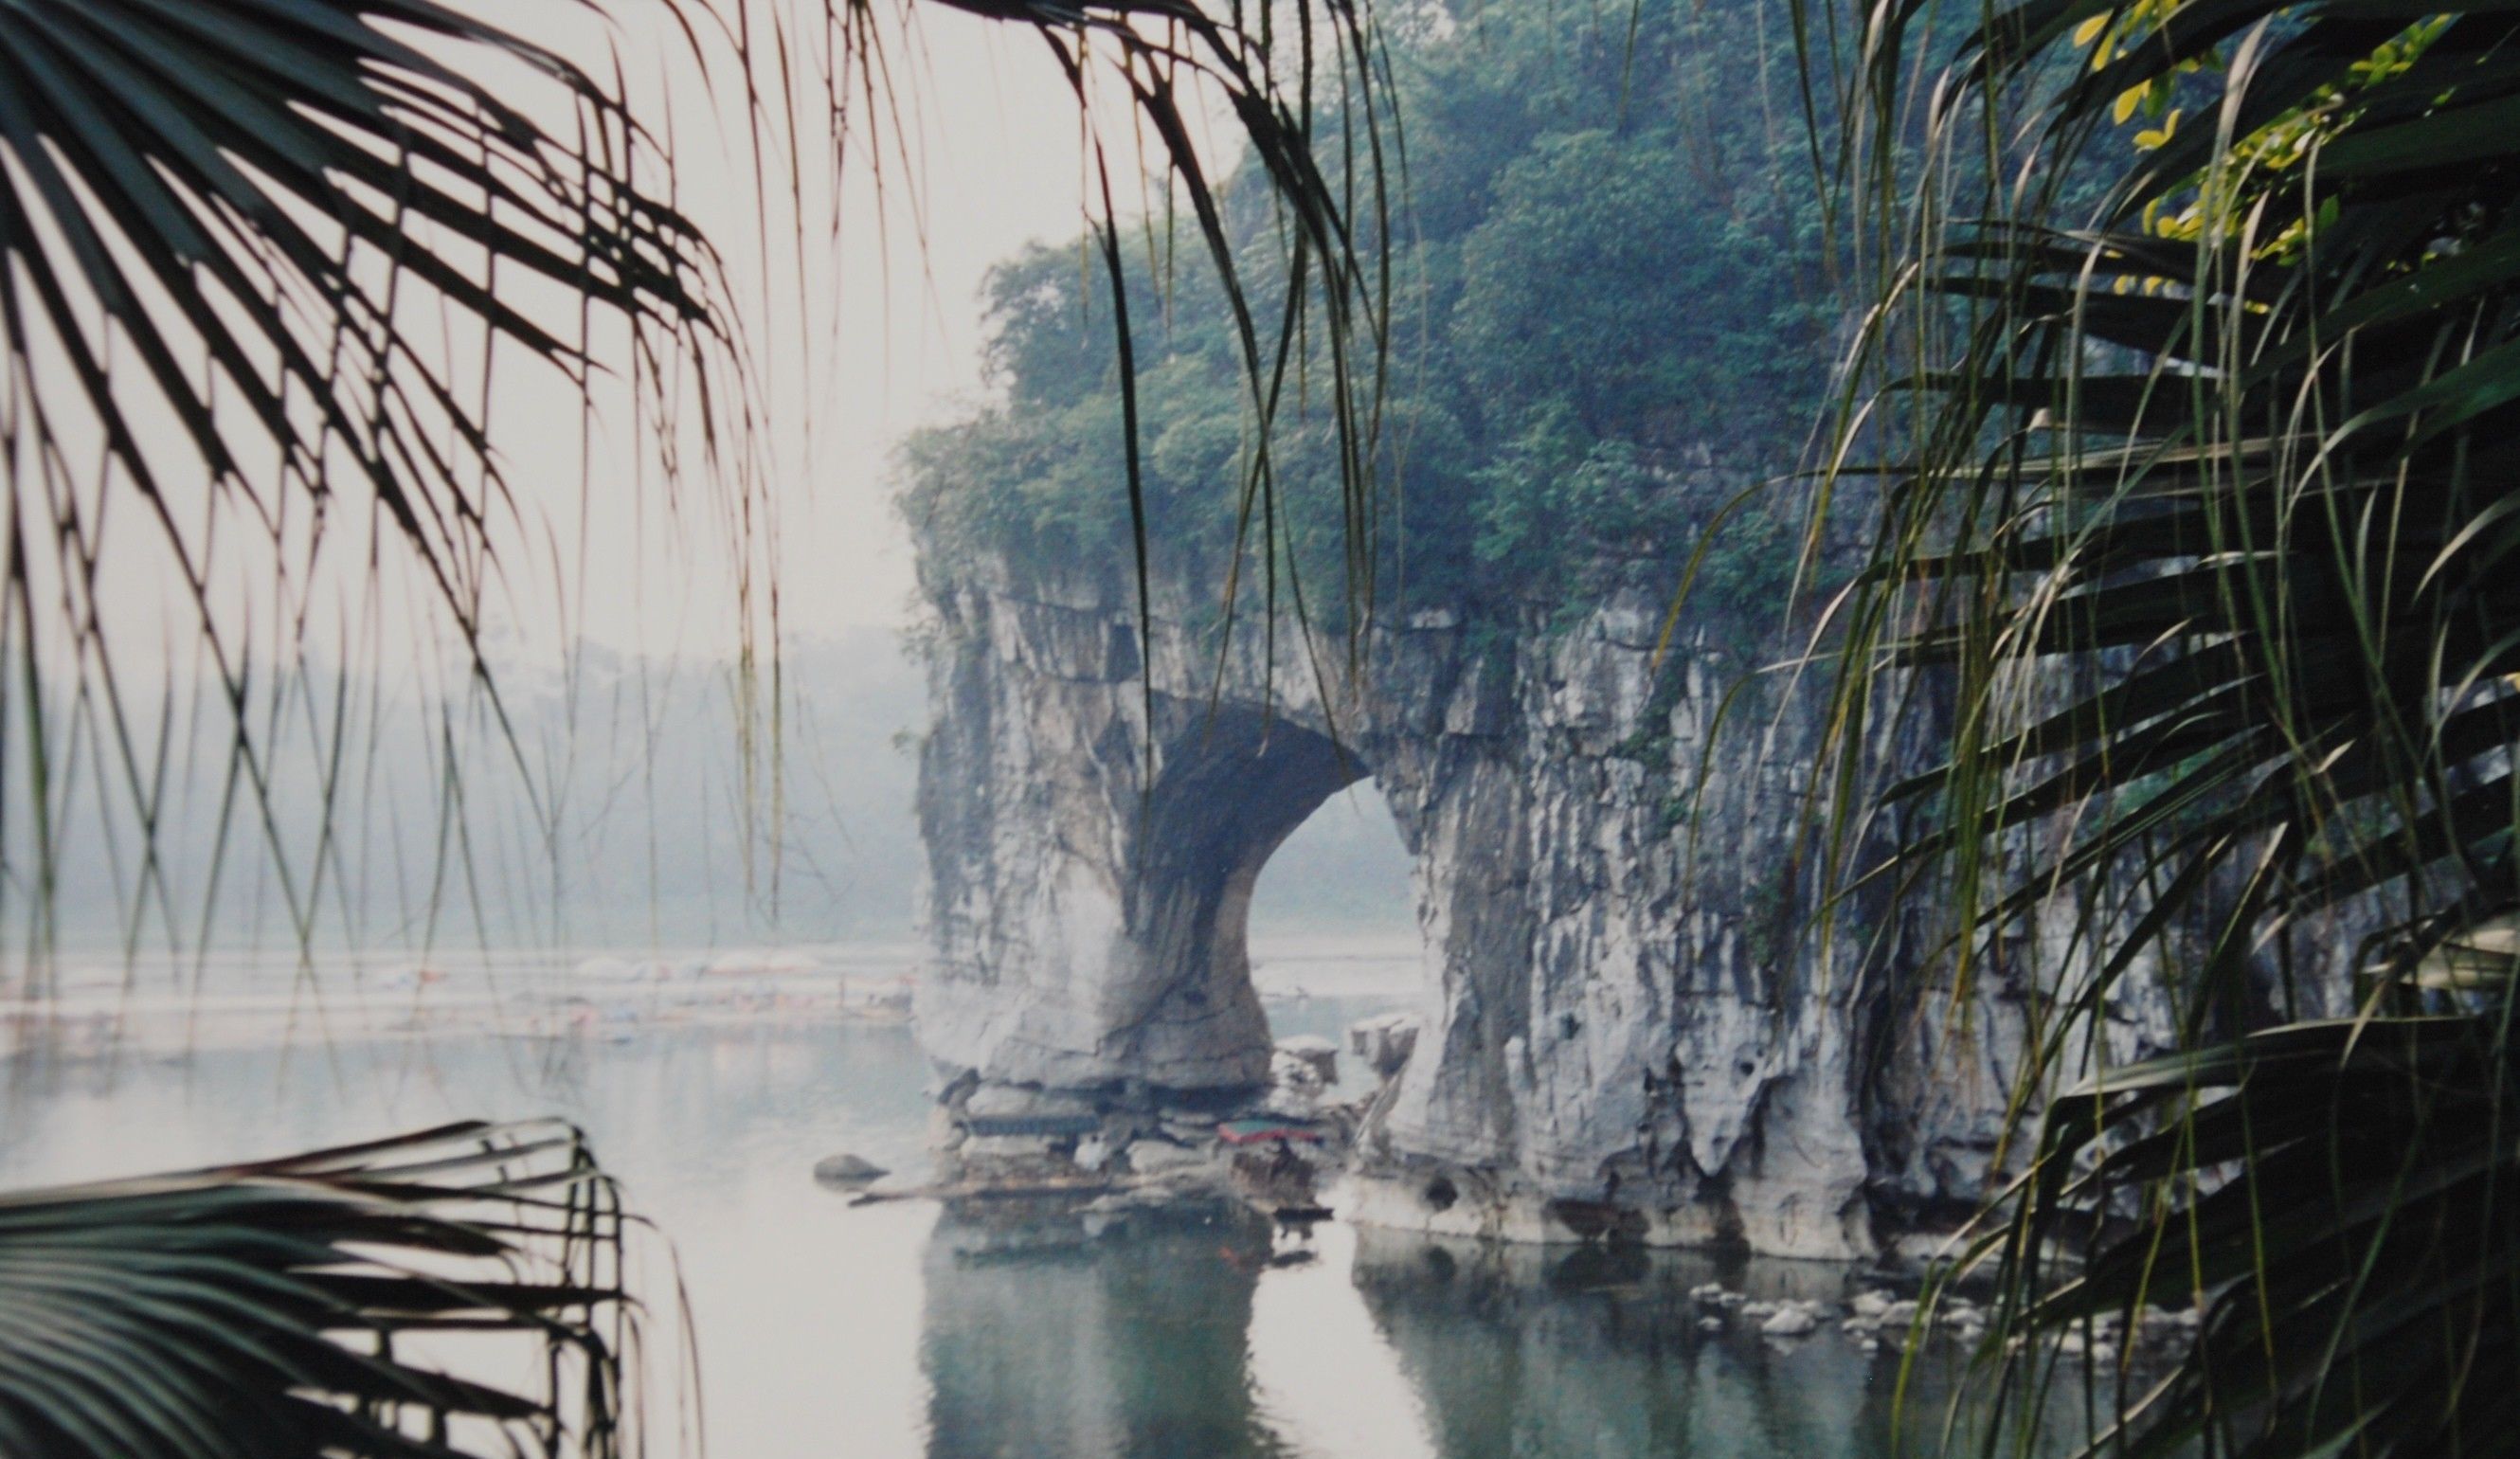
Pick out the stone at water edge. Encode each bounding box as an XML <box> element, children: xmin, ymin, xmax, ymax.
<box><xmin>1276</xmin><ymin>1036</ymin><xmax>1340</xmax><ymax>1086</ymax></box>
<box><xmin>1346</xmin><ymin>1012</ymin><xmax>1419</xmax><ymax>1081</ymax></box>
<box><xmin>813</xmin><ymin>1153</ymin><xmax>889</xmax><ymax>1186</ymax></box>
<box><xmin>1760</xmin><ymin>1305</ymin><xmax>1820</xmax><ymax>1338</ymax></box>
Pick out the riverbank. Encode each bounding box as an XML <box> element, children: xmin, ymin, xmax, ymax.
<box><xmin>0</xmin><ymin>945</ymin><xmax>915</xmax><ymax>1064</ymax></box>
<box><xmin>0</xmin><ymin>932</ymin><xmax>1421</xmax><ymax>1067</ymax></box>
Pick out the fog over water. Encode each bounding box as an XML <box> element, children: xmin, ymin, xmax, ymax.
<box><xmin>0</xmin><ymin>721</ymin><xmax>2087</xmax><ymax>1459</ymax></box>
<box><xmin>0</xmin><ymin>928</ymin><xmax>2048</xmax><ymax>1459</ymax></box>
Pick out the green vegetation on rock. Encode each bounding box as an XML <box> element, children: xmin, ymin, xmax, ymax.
<box><xmin>899</xmin><ymin>0</ymin><xmax>1833</xmax><ymax>625</ymax></box>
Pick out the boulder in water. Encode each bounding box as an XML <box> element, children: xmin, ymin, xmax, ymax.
<box><xmin>1125</xmin><ymin>1140</ymin><xmax>1210</xmax><ymax>1175</ymax></box>
<box><xmin>813</xmin><ymin>1153</ymin><xmax>888</xmax><ymax>1186</ymax></box>
<box><xmin>1345</xmin><ymin>1012</ymin><xmax>1419</xmax><ymax>1081</ymax></box>
<box><xmin>1276</xmin><ymin>1035</ymin><xmax>1340</xmax><ymax>1086</ymax></box>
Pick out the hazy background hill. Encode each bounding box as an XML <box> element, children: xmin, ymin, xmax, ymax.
<box><xmin>21</xmin><ymin>625</ymin><xmax>1410</xmax><ymax>959</ymax></box>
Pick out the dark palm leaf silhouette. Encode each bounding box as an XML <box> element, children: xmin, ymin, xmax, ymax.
<box><xmin>0</xmin><ymin>3</ymin><xmax>1383</xmax><ymax>1453</ymax></box>
<box><xmin>1827</xmin><ymin>0</ymin><xmax>2520</xmax><ymax>1450</ymax></box>
<box><xmin>0</xmin><ymin>1121</ymin><xmax>649</xmax><ymax>1458</ymax></box>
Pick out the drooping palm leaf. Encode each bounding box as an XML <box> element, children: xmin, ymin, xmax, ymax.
<box><xmin>0</xmin><ymin>2</ymin><xmax>1387</xmax><ymax>1453</ymax></box>
<box><xmin>1975</xmin><ymin>1017</ymin><xmax>2520</xmax><ymax>1458</ymax></box>
<box><xmin>0</xmin><ymin>0</ymin><xmax>754</xmax><ymax>963</ymax></box>
<box><xmin>0</xmin><ymin>0</ymin><xmax>1389</xmax><ymax>959</ymax></box>
<box><xmin>1824</xmin><ymin>0</ymin><xmax>2520</xmax><ymax>1450</ymax></box>
<box><xmin>0</xmin><ymin>1120</ymin><xmax>652</xmax><ymax>1458</ymax></box>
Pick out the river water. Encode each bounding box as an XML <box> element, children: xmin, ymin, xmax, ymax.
<box><xmin>0</xmin><ymin>959</ymin><xmax>2030</xmax><ymax>1459</ymax></box>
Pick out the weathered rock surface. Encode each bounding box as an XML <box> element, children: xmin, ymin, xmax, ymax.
<box><xmin>909</xmin><ymin>489</ymin><xmax>2359</xmax><ymax>1257</ymax></box>
<box><xmin>1348</xmin><ymin>1012</ymin><xmax>1420</xmax><ymax>1081</ymax></box>
<box><xmin>1276</xmin><ymin>1036</ymin><xmax>1340</xmax><ymax>1086</ymax></box>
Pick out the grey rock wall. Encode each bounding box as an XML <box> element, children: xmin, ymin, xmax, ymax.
<box><xmin>908</xmin><ymin>511</ymin><xmax>2349</xmax><ymax>1259</ymax></box>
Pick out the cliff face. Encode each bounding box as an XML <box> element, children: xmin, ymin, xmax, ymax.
<box><xmin>909</xmin><ymin>501</ymin><xmax>2300</xmax><ymax>1259</ymax></box>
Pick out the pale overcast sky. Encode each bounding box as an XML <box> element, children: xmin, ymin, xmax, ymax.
<box><xmin>535</xmin><ymin>2</ymin><xmax>1164</xmax><ymax>657</ymax></box>
<box><xmin>35</xmin><ymin>2</ymin><xmax>1229</xmax><ymax>689</ymax></box>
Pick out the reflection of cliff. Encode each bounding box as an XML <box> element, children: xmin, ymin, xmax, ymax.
<box><xmin>918</xmin><ymin>1213</ymin><xmax>1291</xmax><ymax>1459</ymax></box>
<box><xmin>1344</xmin><ymin>1230</ymin><xmax>1975</xmax><ymax>1459</ymax></box>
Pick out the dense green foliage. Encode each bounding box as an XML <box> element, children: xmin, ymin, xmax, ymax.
<box><xmin>900</xmin><ymin>0</ymin><xmax>1834</xmax><ymax>622</ymax></box>
<box><xmin>1834</xmin><ymin>0</ymin><xmax>2520</xmax><ymax>1447</ymax></box>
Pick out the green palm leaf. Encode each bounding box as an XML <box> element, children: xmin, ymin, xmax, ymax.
<box><xmin>0</xmin><ymin>0</ymin><xmax>1386</xmax><ymax>954</ymax></box>
<box><xmin>1827</xmin><ymin>0</ymin><xmax>2520</xmax><ymax>1450</ymax></box>
<box><xmin>0</xmin><ymin>1120</ymin><xmax>650</xmax><ymax>1458</ymax></box>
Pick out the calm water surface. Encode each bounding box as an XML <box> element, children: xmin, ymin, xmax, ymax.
<box><xmin>0</xmin><ymin>985</ymin><xmax>2022</xmax><ymax>1459</ymax></box>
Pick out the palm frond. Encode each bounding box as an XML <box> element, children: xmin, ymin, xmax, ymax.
<box><xmin>0</xmin><ymin>0</ymin><xmax>1389</xmax><ymax>961</ymax></box>
<box><xmin>1988</xmin><ymin>1018</ymin><xmax>2520</xmax><ymax>1459</ymax></box>
<box><xmin>0</xmin><ymin>0</ymin><xmax>749</xmax><ymax>962</ymax></box>
<box><xmin>1824</xmin><ymin>0</ymin><xmax>2520</xmax><ymax>1450</ymax></box>
<box><xmin>0</xmin><ymin>1120</ymin><xmax>652</xmax><ymax>1459</ymax></box>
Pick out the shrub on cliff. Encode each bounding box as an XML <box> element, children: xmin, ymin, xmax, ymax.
<box><xmin>898</xmin><ymin>0</ymin><xmax>1836</xmax><ymax>626</ymax></box>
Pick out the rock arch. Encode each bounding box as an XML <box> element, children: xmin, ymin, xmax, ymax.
<box><xmin>909</xmin><ymin>553</ymin><xmax>2088</xmax><ymax>1259</ymax></box>
<box><xmin>913</xmin><ymin>592</ymin><xmax>1394</xmax><ymax>1094</ymax></box>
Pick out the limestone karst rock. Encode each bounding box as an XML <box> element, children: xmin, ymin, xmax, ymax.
<box><xmin>910</xmin><ymin>537</ymin><xmax>1899</xmax><ymax>1256</ymax></box>
<box><xmin>909</xmin><ymin>525</ymin><xmax>2367</xmax><ymax>1256</ymax></box>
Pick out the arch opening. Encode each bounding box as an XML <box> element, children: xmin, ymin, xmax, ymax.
<box><xmin>1243</xmin><ymin>765</ymin><xmax>1421</xmax><ymax>1103</ymax></box>
<box><xmin>1113</xmin><ymin>711</ymin><xmax>1421</xmax><ymax>1097</ymax></box>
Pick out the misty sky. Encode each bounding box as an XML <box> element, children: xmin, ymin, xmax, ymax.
<box><xmin>535</xmin><ymin>3</ymin><xmax>1180</xmax><ymax>655</ymax></box>
<box><xmin>4</xmin><ymin>3</ymin><xmax>1287</xmax><ymax>951</ymax></box>
<box><xmin>53</xmin><ymin>3</ymin><xmax>1222</xmax><ymax>685</ymax></box>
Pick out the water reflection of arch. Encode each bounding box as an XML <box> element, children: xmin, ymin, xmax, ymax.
<box><xmin>917</xmin><ymin>1205</ymin><xmax>1290</xmax><ymax>1459</ymax></box>
<box><xmin>916</xmin><ymin>1209</ymin><xmax>2038</xmax><ymax>1459</ymax></box>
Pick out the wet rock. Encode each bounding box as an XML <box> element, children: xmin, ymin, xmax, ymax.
<box><xmin>1125</xmin><ymin>1140</ymin><xmax>1211</xmax><ymax>1175</ymax></box>
<box><xmin>1347</xmin><ymin>1013</ymin><xmax>1418</xmax><ymax>1082</ymax></box>
<box><xmin>965</xmin><ymin>1084</ymin><xmax>1097</xmax><ymax>1120</ymax></box>
<box><xmin>961</xmin><ymin>1133</ymin><xmax>1057</xmax><ymax>1162</ymax></box>
<box><xmin>812</xmin><ymin>1153</ymin><xmax>888</xmax><ymax>1186</ymax></box>
<box><xmin>1277</xmin><ymin>1035</ymin><xmax>1340</xmax><ymax>1086</ymax></box>
<box><xmin>1760</xmin><ymin>1306</ymin><xmax>1819</xmax><ymax>1338</ymax></box>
